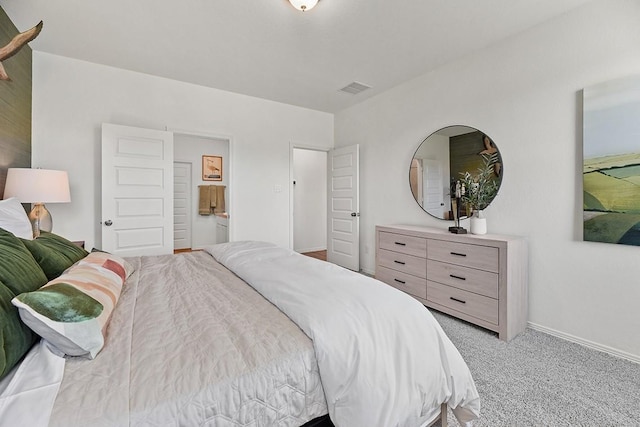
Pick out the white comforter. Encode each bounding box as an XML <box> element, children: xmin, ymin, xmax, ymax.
<box><xmin>0</xmin><ymin>340</ymin><xmax>65</xmax><ymax>427</ymax></box>
<box><xmin>207</xmin><ymin>241</ymin><xmax>481</xmax><ymax>427</ymax></box>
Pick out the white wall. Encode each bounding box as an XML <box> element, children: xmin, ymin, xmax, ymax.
<box><xmin>293</xmin><ymin>148</ymin><xmax>327</xmax><ymax>253</ymax></box>
<box><xmin>335</xmin><ymin>0</ymin><xmax>640</xmax><ymax>360</ymax></box>
<box><xmin>31</xmin><ymin>53</ymin><xmax>333</xmax><ymax>250</ymax></box>
<box><xmin>173</xmin><ymin>133</ymin><xmax>229</xmax><ymax>249</ymax></box>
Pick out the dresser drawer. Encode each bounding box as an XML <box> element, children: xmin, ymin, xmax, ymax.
<box><xmin>378</xmin><ymin>249</ymin><xmax>427</xmax><ymax>279</ymax></box>
<box><xmin>427</xmin><ymin>259</ymin><xmax>498</xmax><ymax>298</ymax></box>
<box><xmin>379</xmin><ymin>232</ymin><xmax>427</xmax><ymax>258</ymax></box>
<box><xmin>427</xmin><ymin>281</ymin><xmax>498</xmax><ymax>325</ymax></box>
<box><xmin>376</xmin><ymin>266</ymin><xmax>427</xmax><ymax>299</ymax></box>
<box><xmin>427</xmin><ymin>240</ymin><xmax>498</xmax><ymax>273</ymax></box>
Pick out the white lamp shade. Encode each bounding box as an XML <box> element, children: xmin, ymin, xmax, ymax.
<box><xmin>289</xmin><ymin>0</ymin><xmax>319</xmax><ymax>11</ymax></box>
<box><xmin>4</xmin><ymin>168</ymin><xmax>71</xmax><ymax>203</ymax></box>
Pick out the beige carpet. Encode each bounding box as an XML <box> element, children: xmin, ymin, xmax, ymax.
<box><xmin>430</xmin><ymin>310</ymin><xmax>640</xmax><ymax>426</ymax></box>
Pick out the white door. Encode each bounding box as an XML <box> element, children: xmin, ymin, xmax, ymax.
<box><xmin>327</xmin><ymin>144</ymin><xmax>359</xmax><ymax>271</ymax></box>
<box><xmin>173</xmin><ymin>162</ymin><xmax>192</xmax><ymax>250</ymax></box>
<box><xmin>423</xmin><ymin>159</ymin><xmax>444</xmax><ymax>217</ymax></box>
<box><xmin>101</xmin><ymin>123</ymin><xmax>174</xmax><ymax>256</ymax></box>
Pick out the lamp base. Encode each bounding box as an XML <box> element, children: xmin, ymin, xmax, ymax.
<box><xmin>448</xmin><ymin>226</ymin><xmax>467</xmax><ymax>234</ymax></box>
<box><xmin>28</xmin><ymin>203</ymin><xmax>53</xmax><ymax>238</ymax></box>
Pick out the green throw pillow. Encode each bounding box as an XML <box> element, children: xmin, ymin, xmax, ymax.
<box><xmin>0</xmin><ymin>280</ymin><xmax>38</xmax><ymax>380</ymax></box>
<box><xmin>0</xmin><ymin>228</ymin><xmax>48</xmax><ymax>295</ymax></box>
<box><xmin>15</xmin><ymin>282</ymin><xmax>103</xmax><ymax>322</ymax></box>
<box><xmin>21</xmin><ymin>231</ymin><xmax>89</xmax><ymax>280</ymax></box>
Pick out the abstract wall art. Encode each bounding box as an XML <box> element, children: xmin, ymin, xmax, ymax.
<box><xmin>583</xmin><ymin>75</ymin><xmax>640</xmax><ymax>246</ymax></box>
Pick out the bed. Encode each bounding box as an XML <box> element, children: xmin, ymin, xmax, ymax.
<box><xmin>0</xmin><ymin>203</ymin><xmax>480</xmax><ymax>426</ymax></box>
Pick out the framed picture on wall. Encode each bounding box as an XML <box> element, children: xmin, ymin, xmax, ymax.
<box><xmin>202</xmin><ymin>155</ymin><xmax>223</xmax><ymax>181</ymax></box>
<box><xmin>583</xmin><ymin>75</ymin><xmax>640</xmax><ymax>246</ymax></box>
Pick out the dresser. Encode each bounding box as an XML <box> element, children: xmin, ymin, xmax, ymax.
<box><xmin>375</xmin><ymin>225</ymin><xmax>528</xmax><ymax>341</ymax></box>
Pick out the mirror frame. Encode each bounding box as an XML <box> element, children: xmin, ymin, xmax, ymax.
<box><xmin>409</xmin><ymin>125</ymin><xmax>503</xmax><ymax>220</ymax></box>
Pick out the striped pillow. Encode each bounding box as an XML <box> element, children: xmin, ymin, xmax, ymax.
<box><xmin>11</xmin><ymin>252</ymin><xmax>133</xmax><ymax>358</ymax></box>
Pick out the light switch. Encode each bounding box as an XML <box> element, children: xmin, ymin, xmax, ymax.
<box><xmin>274</xmin><ymin>184</ymin><xmax>282</xmax><ymax>193</ymax></box>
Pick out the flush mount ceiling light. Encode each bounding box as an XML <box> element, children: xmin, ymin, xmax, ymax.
<box><xmin>288</xmin><ymin>0</ymin><xmax>319</xmax><ymax>12</ymax></box>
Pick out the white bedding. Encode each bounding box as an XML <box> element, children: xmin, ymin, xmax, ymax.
<box><xmin>0</xmin><ymin>340</ymin><xmax>65</xmax><ymax>427</ymax></box>
<box><xmin>207</xmin><ymin>241</ymin><xmax>481</xmax><ymax>427</ymax></box>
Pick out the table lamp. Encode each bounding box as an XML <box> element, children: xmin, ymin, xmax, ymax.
<box><xmin>3</xmin><ymin>168</ymin><xmax>71</xmax><ymax>237</ymax></box>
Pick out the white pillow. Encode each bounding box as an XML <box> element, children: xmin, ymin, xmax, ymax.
<box><xmin>0</xmin><ymin>198</ymin><xmax>33</xmax><ymax>240</ymax></box>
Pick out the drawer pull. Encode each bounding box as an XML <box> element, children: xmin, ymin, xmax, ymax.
<box><xmin>395</xmin><ymin>242</ymin><xmax>406</xmax><ymax>246</ymax></box>
<box><xmin>394</xmin><ymin>260</ymin><xmax>406</xmax><ymax>265</ymax></box>
<box><xmin>449</xmin><ymin>274</ymin><xmax>466</xmax><ymax>281</ymax></box>
<box><xmin>450</xmin><ymin>297</ymin><xmax>466</xmax><ymax>304</ymax></box>
<box><xmin>450</xmin><ymin>252</ymin><xmax>467</xmax><ymax>257</ymax></box>
<box><xmin>394</xmin><ymin>278</ymin><xmax>406</xmax><ymax>284</ymax></box>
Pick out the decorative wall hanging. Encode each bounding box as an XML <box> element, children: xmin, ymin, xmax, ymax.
<box><xmin>583</xmin><ymin>75</ymin><xmax>640</xmax><ymax>246</ymax></box>
<box><xmin>0</xmin><ymin>20</ymin><xmax>42</xmax><ymax>81</ymax></box>
<box><xmin>202</xmin><ymin>155</ymin><xmax>223</xmax><ymax>181</ymax></box>
<box><xmin>0</xmin><ymin>8</ymin><xmax>35</xmax><ymax>196</ymax></box>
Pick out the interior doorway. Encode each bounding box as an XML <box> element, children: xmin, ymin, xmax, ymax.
<box><xmin>291</xmin><ymin>147</ymin><xmax>328</xmax><ymax>256</ymax></box>
<box><xmin>173</xmin><ymin>132</ymin><xmax>231</xmax><ymax>250</ymax></box>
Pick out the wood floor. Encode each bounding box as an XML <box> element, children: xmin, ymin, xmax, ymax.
<box><xmin>174</xmin><ymin>248</ymin><xmax>205</xmax><ymax>254</ymax></box>
<box><xmin>301</xmin><ymin>250</ymin><xmax>327</xmax><ymax>261</ymax></box>
<box><xmin>176</xmin><ymin>248</ymin><xmax>327</xmax><ymax>260</ymax></box>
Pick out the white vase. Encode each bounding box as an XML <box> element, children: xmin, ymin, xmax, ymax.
<box><xmin>470</xmin><ymin>210</ymin><xmax>487</xmax><ymax>235</ymax></box>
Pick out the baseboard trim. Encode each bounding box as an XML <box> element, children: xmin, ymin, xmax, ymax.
<box><xmin>528</xmin><ymin>321</ymin><xmax>640</xmax><ymax>365</ymax></box>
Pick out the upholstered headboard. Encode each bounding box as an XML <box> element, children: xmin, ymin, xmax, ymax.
<box><xmin>0</xmin><ymin>6</ymin><xmax>33</xmax><ymax>198</ymax></box>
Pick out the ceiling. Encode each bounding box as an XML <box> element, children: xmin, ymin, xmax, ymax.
<box><xmin>2</xmin><ymin>0</ymin><xmax>593</xmax><ymax>113</ymax></box>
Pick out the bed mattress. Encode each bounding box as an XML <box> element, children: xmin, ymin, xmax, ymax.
<box><xmin>49</xmin><ymin>251</ymin><xmax>328</xmax><ymax>426</ymax></box>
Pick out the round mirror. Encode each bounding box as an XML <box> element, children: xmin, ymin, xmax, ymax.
<box><xmin>409</xmin><ymin>125</ymin><xmax>503</xmax><ymax>220</ymax></box>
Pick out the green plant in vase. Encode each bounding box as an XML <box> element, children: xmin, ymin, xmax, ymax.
<box><xmin>459</xmin><ymin>153</ymin><xmax>500</xmax><ymax>233</ymax></box>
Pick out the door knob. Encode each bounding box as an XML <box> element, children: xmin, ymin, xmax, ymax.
<box><xmin>104</xmin><ymin>220</ymin><xmax>113</xmax><ymax>226</ymax></box>
<box><xmin>350</xmin><ymin>212</ymin><xmax>360</xmax><ymax>217</ymax></box>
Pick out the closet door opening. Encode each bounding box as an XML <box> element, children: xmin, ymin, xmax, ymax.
<box><xmin>173</xmin><ymin>162</ymin><xmax>192</xmax><ymax>251</ymax></box>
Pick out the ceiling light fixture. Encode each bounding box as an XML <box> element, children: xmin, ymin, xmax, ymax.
<box><xmin>288</xmin><ymin>0</ymin><xmax>319</xmax><ymax>12</ymax></box>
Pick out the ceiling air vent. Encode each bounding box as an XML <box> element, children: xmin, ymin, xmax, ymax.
<box><xmin>339</xmin><ymin>81</ymin><xmax>371</xmax><ymax>95</ymax></box>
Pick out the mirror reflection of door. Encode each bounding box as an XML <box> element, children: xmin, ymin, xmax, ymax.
<box><xmin>422</xmin><ymin>159</ymin><xmax>444</xmax><ymax>218</ymax></box>
<box><xmin>409</xmin><ymin>159</ymin><xmax>423</xmax><ymax>206</ymax></box>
